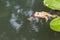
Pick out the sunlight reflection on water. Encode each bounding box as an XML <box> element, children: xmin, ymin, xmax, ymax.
<box><xmin>32</xmin><ymin>24</ymin><xmax>39</xmax><ymax>32</ymax></box>
<box><xmin>6</xmin><ymin>0</ymin><xmax>10</xmax><ymax>7</ymax></box>
<box><xmin>9</xmin><ymin>6</ymin><xmax>39</xmax><ymax>33</ymax></box>
<box><xmin>26</xmin><ymin>0</ymin><xmax>35</xmax><ymax>7</ymax></box>
<box><xmin>24</xmin><ymin>9</ymin><xmax>33</xmax><ymax>17</ymax></box>
<box><xmin>10</xmin><ymin>13</ymin><xmax>23</xmax><ymax>32</ymax></box>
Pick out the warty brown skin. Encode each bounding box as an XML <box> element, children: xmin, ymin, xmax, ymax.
<box><xmin>28</xmin><ymin>11</ymin><xmax>59</xmax><ymax>22</ymax></box>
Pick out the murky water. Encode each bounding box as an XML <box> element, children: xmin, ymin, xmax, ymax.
<box><xmin>0</xmin><ymin>0</ymin><xmax>60</xmax><ymax>40</ymax></box>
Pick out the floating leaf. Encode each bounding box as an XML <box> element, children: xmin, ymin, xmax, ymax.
<box><xmin>43</xmin><ymin>0</ymin><xmax>60</xmax><ymax>10</ymax></box>
<box><xmin>50</xmin><ymin>17</ymin><xmax>60</xmax><ymax>32</ymax></box>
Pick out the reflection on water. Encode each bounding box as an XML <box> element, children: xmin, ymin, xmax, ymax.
<box><xmin>6</xmin><ymin>0</ymin><xmax>10</xmax><ymax>7</ymax></box>
<box><xmin>17</xmin><ymin>8</ymin><xmax>23</xmax><ymax>13</ymax></box>
<box><xmin>10</xmin><ymin>6</ymin><xmax>39</xmax><ymax>33</ymax></box>
<box><xmin>30</xmin><ymin>18</ymin><xmax>39</xmax><ymax>32</ymax></box>
<box><xmin>26</xmin><ymin>0</ymin><xmax>35</xmax><ymax>7</ymax></box>
<box><xmin>14</xmin><ymin>5</ymin><xmax>20</xmax><ymax>9</ymax></box>
<box><xmin>23</xmin><ymin>9</ymin><xmax>33</xmax><ymax>17</ymax></box>
<box><xmin>31</xmin><ymin>23</ymin><xmax>39</xmax><ymax>32</ymax></box>
<box><xmin>10</xmin><ymin>13</ymin><xmax>23</xmax><ymax>32</ymax></box>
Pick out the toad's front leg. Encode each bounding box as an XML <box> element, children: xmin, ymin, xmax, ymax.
<box><xmin>27</xmin><ymin>17</ymin><xmax>34</xmax><ymax>21</ymax></box>
<box><xmin>44</xmin><ymin>16</ymin><xmax>48</xmax><ymax>22</ymax></box>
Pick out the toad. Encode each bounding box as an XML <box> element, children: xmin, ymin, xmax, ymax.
<box><xmin>27</xmin><ymin>11</ymin><xmax>59</xmax><ymax>22</ymax></box>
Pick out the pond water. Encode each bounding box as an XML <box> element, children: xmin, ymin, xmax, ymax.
<box><xmin>0</xmin><ymin>0</ymin><xmax>60</xmax><ymax>40</ymax></box>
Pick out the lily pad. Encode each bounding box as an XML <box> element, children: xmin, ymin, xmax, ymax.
<box><xmin>50</xmin><ymin>17</ymin><xmax>60</xmax><ymax>32</ymax></box>
<box><xmin>43</xmin><ymin>0</ymin><xmax>60</xmax><ymax>10</ymax></box>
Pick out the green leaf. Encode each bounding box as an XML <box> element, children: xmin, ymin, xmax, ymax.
<box><xmin>43</xmin><ymin>0</ymin><xmax>60</xmax><ymax>10</ymax></box>
<box><xmin>50</xmin><ymin>17</ymin><xmax>60</xmax><ymax>32</ymax></box>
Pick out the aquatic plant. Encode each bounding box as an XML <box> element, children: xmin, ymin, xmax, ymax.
<box><xmin>50</xmin><ymin>17</ymin><xmax>60</xmax><ymax>32</ymax></box>
<box><xmin>43</xmin><ymin>0</ymin><xmax>60</xmax><ymax>10</ymax></box>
